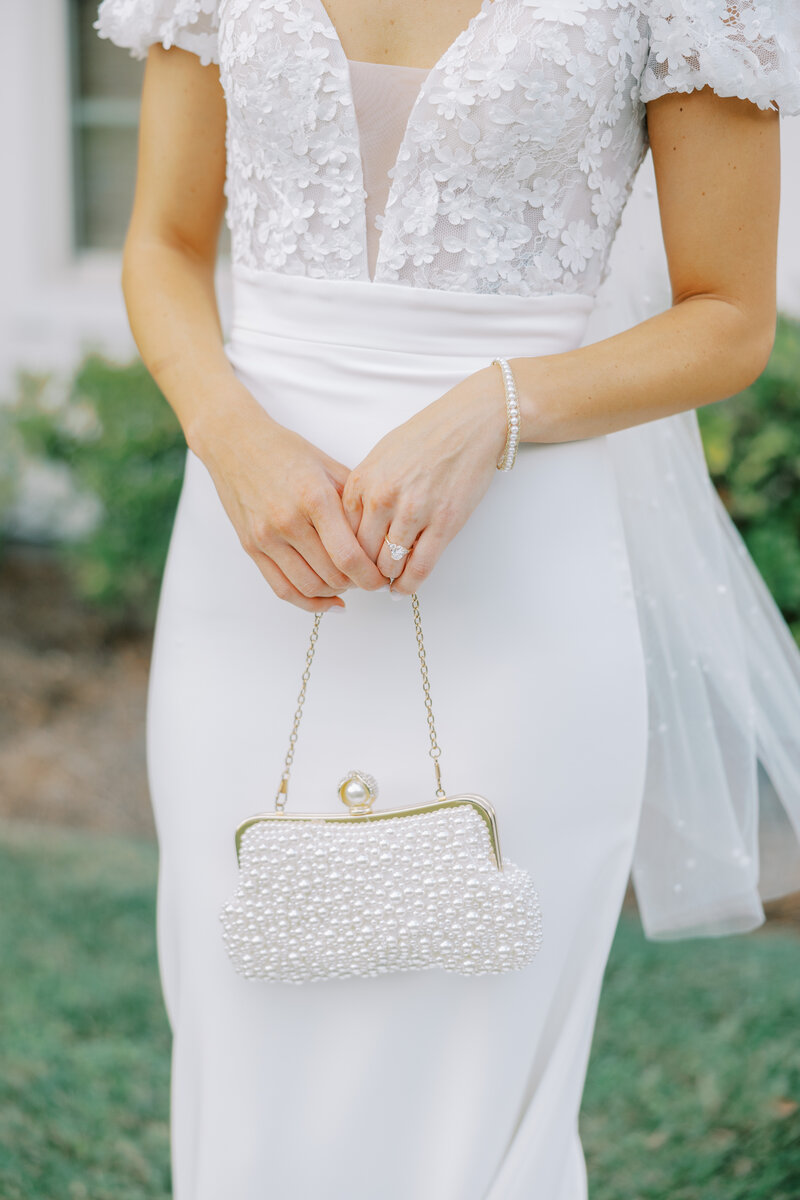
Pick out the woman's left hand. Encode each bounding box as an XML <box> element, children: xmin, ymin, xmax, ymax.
<box><xmin>341</xmin><ymin>365</ymin><xmax>509</xmax><ymax>595</ymax></box>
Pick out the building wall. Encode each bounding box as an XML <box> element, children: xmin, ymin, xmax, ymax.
<box><xmin>1</xmin><ymin>2</ymin><xmax>798</xmax><ymax>394</ymax></box>
<box><xmin>0</xmin><ymin>0</ymin><xmax>228</xmax><ymax>394</ymax></box>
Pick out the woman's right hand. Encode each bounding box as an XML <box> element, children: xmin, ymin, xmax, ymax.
<box><xmin>189</xmin><ymin>385</ymin><xmax>388</xmax><ymax>612</ymax></box>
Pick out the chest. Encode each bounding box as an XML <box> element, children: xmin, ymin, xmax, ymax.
<box><xmin>316</xmin><ymin>0</ymin><xmax>486</xmax><ymax>68</ymax></box>
<box><xmin>216</xmin><ymin>0</ymin><xmax>652</xmax><ymax>296</ymax></box>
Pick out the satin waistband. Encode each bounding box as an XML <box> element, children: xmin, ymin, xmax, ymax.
<box><xmin>230</xmin><ymin>264</ymin><xmax>596</xmax><ymax>359</ymax></box>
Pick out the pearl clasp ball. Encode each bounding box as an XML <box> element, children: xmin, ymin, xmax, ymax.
<box><xmin>337</xmin><ymin>769</ymin><xmax>379</xmax><ymax>814</ymax></box>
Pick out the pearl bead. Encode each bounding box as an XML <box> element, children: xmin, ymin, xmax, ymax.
<box><xmin>344</xmin><ymin>779</ymin><xmax>367</xmax><ymax>805</ymax></box>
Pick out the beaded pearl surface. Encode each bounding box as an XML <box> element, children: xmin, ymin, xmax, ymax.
<box><xmin>220</xmin><ymin>804</ymin><xmax>543</xmax><ymax>985</ymax></box>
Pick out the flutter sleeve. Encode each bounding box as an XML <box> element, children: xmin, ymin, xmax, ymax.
<box><xmin>640</xmin><ymin>0</ymin><xmax>800</xmax><ymax>115</ymax></box>
<box><xmin>94</xmin><ymin>0</ymin><xmax>219</xmax><ymax>66</ymax></box>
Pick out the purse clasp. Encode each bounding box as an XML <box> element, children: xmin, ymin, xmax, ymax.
<box><xmin>337</xmin><ymin>769</ymin><xmax>379</xmax><ymax>814</ymax></box>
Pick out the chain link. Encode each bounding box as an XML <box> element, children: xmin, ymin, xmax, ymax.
<box><xmin>274</xmin><ymin>611</ymin><xmax>323</xmax><ymax>810</ymax></box>
<box><xmin>274</xmin><ymin>594</ymin><xmax>445</xmax><ymax>809</ymax></box>
<box><xmin>411</xmin><ymin>591</ymin><xmax>446</xmax><ymax>798</ymax></box>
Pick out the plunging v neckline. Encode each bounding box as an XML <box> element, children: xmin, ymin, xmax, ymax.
<box><xmin>307</xmin><ymin>0</ymin><xmax>503</xmax><ymax>281</ymax></box>
<box><xmin>313</xmin><ymin>0</ymin><xmax>496</xmax><ymax>73</ymax></box>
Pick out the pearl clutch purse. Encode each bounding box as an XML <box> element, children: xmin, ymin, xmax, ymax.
<box><xmin>219</xmin><ymin>593</ymin><xmax>543</xmax><ymax>984</ymax></box>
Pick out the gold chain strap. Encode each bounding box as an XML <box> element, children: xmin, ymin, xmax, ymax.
<box><xmin>274</xmin><ymin>592</ymin><xmax>445</xmax><ymax>811</ymax></box>
<box><xmin>411</xmin><ymin>591</ymin><xmax>445</xmax><ymax>800</ymax></box>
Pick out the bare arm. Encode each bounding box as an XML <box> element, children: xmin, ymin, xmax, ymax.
<box><xmin>122</xmin><ymin>44</ymin><xmax>235</xmax><ymax>438</ymax></box>
<box><xmin>343</xmin><ymin>87</ymin><xmax>780</xmax><ymax>592</ymax></box>
<box><xmin>121</xmin><ymin>44</ymin><xmax>385</xmax><ymax>611</ymax></box>
<box><xmin>505</xmin><ymin>86</ymin><xmax>780</xmax><ymax>442</ymax></box>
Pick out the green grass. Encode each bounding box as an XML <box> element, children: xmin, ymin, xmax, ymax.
<box><xmin>0</xmin><ymin>820</ymin><xmax>798</xmax><ymax>1199</ymax></box>
<box><xmin>0</xmin><ymin>822</ymin><xmax>171</xmax><ymax>1200</ymax></box>
<box><xmin>582</xmin><ymin>918</ymin><xmax>800</xmax><ymax>1199</ymax></box>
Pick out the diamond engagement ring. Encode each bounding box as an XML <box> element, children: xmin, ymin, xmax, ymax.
<box><xmin>384</xmin><ymin>536</ymin><xmax>410</xmax><ymax>562</ymax></box>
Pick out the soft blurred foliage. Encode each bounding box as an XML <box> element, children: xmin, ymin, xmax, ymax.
<box><xmin>0</xmin><ymin>423</ymin><xmax>22</xmax><ymax>560</ymax></box>
<box><xmin>0</xmin><ymin>355</ymin><xmax>186</xmax><ymax>632</ymax></box>
<box><xmin>697</xmin><ymin>310</ymin><xmax>800</xmax><ymax>642</ymax></box>
<box><xmin>0</xmin><ymin>312</ymin><xmax>799</xmax><ymax>639</ymax></box>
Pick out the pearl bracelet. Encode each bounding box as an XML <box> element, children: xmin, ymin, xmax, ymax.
<box><xmin>491</xmin><ymin>357</ymin><xmax>520</xmax><ymax>471</ymax></box>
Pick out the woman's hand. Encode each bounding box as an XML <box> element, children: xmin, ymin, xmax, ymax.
<box><xmin>341</xmin><ymin>366</ymin><xmax>509</xmax><ymax>594</ymax></box>
<box><xmin>190</xmin><ymin>386</ymin><xmax>387</xmax><ymax>612</ymax></box>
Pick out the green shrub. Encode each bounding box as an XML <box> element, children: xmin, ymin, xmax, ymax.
<box><xmin>7</xmin><ymin>355</ymin><xmax>186</xmax><ymax>632</ymax></box>
<box><xmin>698</xmin><ymin>311</ymin><xmax>800</xmax><ymax>642</ymax></box>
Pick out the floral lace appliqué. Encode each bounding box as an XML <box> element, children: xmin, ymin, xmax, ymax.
<box><xmin>96</xmin><ymin>0</ymin><xmax>800</xmax><ymax>296</ymax></box>
<box><xmin>218</xmin><ymin>0</ymin><xmax>653</xmax><ymax>296</ymax></box>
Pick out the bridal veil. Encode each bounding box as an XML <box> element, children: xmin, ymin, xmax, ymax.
<box><xmin>583</xmin><ymin>0</ymin><xmax>800</xmax><ymax>936</ymax></box>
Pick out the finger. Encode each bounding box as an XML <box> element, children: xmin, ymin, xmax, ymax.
<box><xmin>252</xmin><ymin>550</ymin><xmax>346</xmax><ymax>613</ymax></box>
<box><xmin>354</xmin><ymin>495</ymin><xmax>395</xmax><ymax>565</ymax></box>
<box><xmin>290</xmin><ymin>523</ymin><xmax>354</xmax><ymax>593</ymax></box>
<box><xmin>385</xmin><ymin>526</ymin><xmax>443</xmax><ymax>595</ymax></box>
<box><xmin>341</xmin><ymin>483</ymin><xmax>363</xmax><ymax>536</ymax></box>
<box><xmin>321</xmin><ymin>454</ymin><xmax>352</xmax><ymax>495</ymax></box>
<box><xmin>311</xmin><ymin>500</ymin><xmax>387</xmax><ymax>591</ymax></box>
<box><xmin>269</xmin><ymin>542</ymin><xmax>346</xmax><ymax>599</ymax></box>
<box><xmin>376</xmin><ymin>520</ymin><xmax>423</xmax><ymax>582</ymax></box>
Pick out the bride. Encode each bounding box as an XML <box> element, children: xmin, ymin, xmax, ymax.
<box><xmin>95</xmin><ymin>0</ymin><xmax>800</xmax><ymax>1196</ymax></box>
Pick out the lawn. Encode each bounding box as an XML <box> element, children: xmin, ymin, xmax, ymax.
<box><xmin>0</xmin><ymin>819</ymin><xmax>797</xmax><ymax>1200</ymax></box>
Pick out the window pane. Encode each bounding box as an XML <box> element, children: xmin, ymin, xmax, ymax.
<box><xmin>70</xmin><ymin>0</ymin><xmax>230</xmax><ymax>256</ymax></box>
<box><xmin>75</xmin><ymin>124</ymin><xmax>139</xmax><ymax>250</ymax></box>
<box><xmin>75</xmin><ymin>0</ymin><xmax>144</xmax><ymax>99</ymax></box>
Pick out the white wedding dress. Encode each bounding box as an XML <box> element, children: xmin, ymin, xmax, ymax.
<box><xmin>95</xmin><ymin>2</ymin><xmax>800</xmax><ymax>1197</ymax></box>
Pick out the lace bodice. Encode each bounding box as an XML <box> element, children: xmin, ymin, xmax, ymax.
<box><xmin>97</xmin><ymin>0</ymin><xmax>800</xmax><ymax>298</ymax></box>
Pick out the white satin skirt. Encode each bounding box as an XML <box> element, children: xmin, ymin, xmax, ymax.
<box><xmin>146</xmin><ymin>264</ymin><xmax>649</xmax><ymax>1200</ymax></box>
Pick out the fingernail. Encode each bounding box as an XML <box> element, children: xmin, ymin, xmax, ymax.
<box><xmin>328</xmin><ymin>605</ymin><xmax>345</xmax><ymax>614</ymax></box>
<box><xmin>389</xmin><ymin>590</ymin><xmax>404</xmax><ymax>602</ymax></box>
